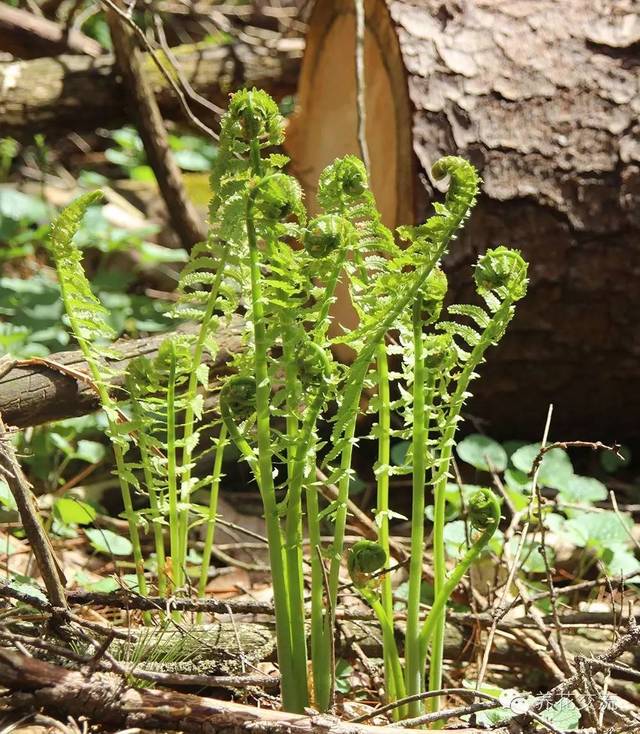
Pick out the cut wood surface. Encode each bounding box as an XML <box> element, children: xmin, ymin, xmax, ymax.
<box><xmin>0</xmin><ymin>649</ymin><xmax>505</xmax><ymax>734</ymax></box>
<box><xmin>0</xmin><ymin>318</ymin><xmax>243</xmax><ymax>428</ymax></box>
<box><xmin>286</xmin><ymin>0</ymin><xmax>640</xmax><ymax>443</ymax></box>
<box><xmin>0</xmin><ymin>37</ymin><xmax>303</xmax><ymax>141</ymax></box>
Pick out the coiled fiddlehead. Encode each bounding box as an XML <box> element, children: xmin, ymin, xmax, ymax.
<box><xmin>347</xmin><ymin>540</ymin><xmax>407</xmax><ymax>707</ymax></box>
<box><xmin>420</xmin><ymin>488</ymin><xmax>501</xmax><ymax>652</ymax></box>
<box><xmin>219</xmin><ymin>376</ymin><xmax>259</xmax><ymax>479</ymax></box>
<box><xmin>348</xmin><ymin>540</ymin><xmax>387</xmax><ymax>589</ymax></box>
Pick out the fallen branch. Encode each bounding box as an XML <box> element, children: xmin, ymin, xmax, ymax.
<box><xmin>0</xmin><ymin>38</ymin><xmax>303</xmax><ymax>141</ymax></box>
<box><xmin>0</xmin><ymin>317</ymin><xmax>243</xmax><ymax>428</ymax></box>
<box><xmin>0</xmin><ymin>649</ymin><xmax>506</xmax><ymax>734</ymax></box>
<box><xmin>0</xmin><ymin>3</ymin><xmax>101</xmax><ymax>58</ymax></box>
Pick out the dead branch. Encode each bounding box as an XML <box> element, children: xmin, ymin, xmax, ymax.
<box><xmin>0</xmin><ymin>3</ymin><xmax>101</xmax><ymax>58</ymax></box>
<box><xmin>0</xmin><ymin>415</ymin><xmax>67</xmax><ymax>608</ymax></box>
<box><xmin>0</xmin><ymin>38</ymin><xmax>303</xmax><ymax>141</ymax></box>
<box><xmin>0</xmin><ymin>317</ymin><xmax>243</xmax><ymax>428</ymax></box>
<box><xmin>0</xmin><ymin>649</ymin><xmax>506</xmax><ymax>734</ymax></box>
<box><xmin>105</xmin><ymin>1</ymin><xmax>207</xmax><ymax>248</ymax></box>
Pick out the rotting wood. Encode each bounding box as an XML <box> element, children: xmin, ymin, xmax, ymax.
<box><xmin>286</xmin><ymin>0</ymin><xmax>640</xmax><ymax>444</ymax></box>
<box><xmin>0</xmin><ymin>317</ymin><xmax>244</xmax><ymax>428</ymax></box>
<box><xmin>0</xmin><ymin>37</ymin><xmax>303</xmax><ymax>141</ymax></box>
<box><xmin>0</xmin><ymin>3</ymin><xmax>102</xmax><ymax>58</ymax></box>
<box><xmin>0</xmin><ymin>648</ymin><xmax>508</xmax><ymax>734</ymax></box>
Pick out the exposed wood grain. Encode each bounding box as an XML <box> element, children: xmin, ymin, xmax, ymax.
<box><xmin>287</xmin><ymin>0</ymin><xmax>640</xmax><ymax>443</ymax></box>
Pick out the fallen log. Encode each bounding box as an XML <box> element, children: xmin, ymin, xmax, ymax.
<box><xmin>0</xmin><ymin>317</ymin><xmax>244</xmax><ymax>428</ymax></box>
<box><xmin>0</xmin><ymin>3</ymin><xmax>102</xmax><ymax>59</ymax></box>
<box><xmin>286</xmin><ymin>0</ymin><xmax>640</xmax><ymax>444</ymax></box>
<box><xmin>0</xmin><ymin>649</ymin><xmax>504</xmax><ymax>734</ymax></box>
<box><xmin>0</xmin><ymin>37</ymin><xmax>303</xmax><ymax>141</ymax></box>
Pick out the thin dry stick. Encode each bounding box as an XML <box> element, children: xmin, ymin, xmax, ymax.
<box><xmin>475</xmin><ymin>522</ymin><xmax>529</xmax><ymax>691</ymax></box>
<box><xmin>610</xmin><ymin>490</ymin><xmax>640</xmax><ymax>553</ymax></box>
<box><xmin>529</xmin><ymin>440</ymin><xmax>622</xmax><ymax>479</ymax></box>
<box><xmin>99</xmin><ymin>0</ymin><xmax>218</xmax><ymax>141</ymax></box>
<box><xmin>105</xmin><ymin>1</ymin><xmax>207</xmax><ymax>249</ymax></box>
<box><xmin>353</xmin><ymin>0</ymin><xmax>370</xmax><ymax>174</ymax></box>
<box><xmin>0</xmin><ymin>415</ymin><xmax>67</xmax><ymax>609</ymax></box>
<box><xmin>152</xmin><ymin>14</ymin><xmax>224</xmax><ymax>117</ymax></box>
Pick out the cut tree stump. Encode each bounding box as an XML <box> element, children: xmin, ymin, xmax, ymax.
<box><xmin>286</xmin><ymin>0</ymin><xmax>640</xmax><ymax>444</ymax></box>
<box><xmin>0</xmin><ymin>38</ymin><xmax>303</xmax><ymax>141</ymax></box>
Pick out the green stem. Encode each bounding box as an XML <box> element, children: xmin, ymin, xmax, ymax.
<box><xmin>177</xmin><ymin>250</ymin><xmax>228</xmax><ymax>595</ymax></box>
<box><xmin>405</xmin><ymin>299</ymin><xmax>430</xmax><ymax>715</ymax></box>
<box><xmin>61</xmin><ymin>315</ymin><xmax>148</xmax><ymax>607</ymax></box>
<box><xmin>425</xmin><ymin>302</ymin><xmax>513</xmax><ymax>714</ymax></box>
<box><xmin>281</xmin><ymin>320</ymin><xmax>308</xmax><ymax>702</ymax></box>
<box><xmin>375</xmin><ymin>340</ymin><xmax>400</xmax><ymax>711</ymax></box>
<box><xmin>197</xmin><ymin>422</ymin><xmax>228</xmax><ymax>613</ymax></box>
<box><xmin>246</xmin><ymin>180</ymin><xmax>307</xmax><ymax>712</ymax></box>
<box><xmin>134</xmin><ymin>415</ymin><xmax>167</xmax><ymax>598</ymax></box>
<box><xmin>165</xmin><ymin>349</ymin><xmax>181</xmax><ymax>597</ymax></box>
<box><xmin>419</xmin><ymin>521</ymin><xmax>498</xmax><ymax>656</ymax></box>
<box><xmin>307</xmin><ymin>479</ymin><xmax>331</xmax><ymax>711</ymax></box>
<box><xmin>359</xmin><ymin>586</ymin><xmax>407</xmax><ymax>708</ymax></box>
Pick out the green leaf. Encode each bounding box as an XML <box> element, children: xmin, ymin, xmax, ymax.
<box><xmin>85</xmin><ymin>528</ymin><xmax>133</xmax><ymax>556</ymax></box>
<box><xmin>74</xmin><ymin>570</ymin><xmax>120</xmax><ymax>593</ymax></box>
<box><xmin>74</xmin><ymin>439</ymin><xmax>106</xmax><ymax>464</ymax></box>
<box><xmin>556</xmin><ymin>474</ymin><xmax>607</xmax><ymax>505</ymax></box>
<box><xmin>457</xmin><ymin>433</ymin><xmax>507</xmax><ymax>472</ymax></box>
<box><xmin>600</xmin><ymin>444</ymin><xmax>631</xmax><ymax>473</ymax></box>
<box><xmin>511</xmin><ymin>443</ymin><xmax>573</xmax><ymax>490</ymax></box>
<box><xmin>601</xmin><ymin>544</ymin><xmax>640</xmax><ymax>579</ymax></box>
<box><xmin>54</xmin><ymin>496</ymin><xmax>97</xmax><ymax>526</ymax></box>
<box><xmin>508</xmin><ymin>538</ymin><xmax>554</xmax><ymax>574</ymax></box>
<box><xmin>0</xmin><ymin>188</ymin><xmax>49</xmax><ymax>223</ymax></box>
<box><xmin>539</xmin><ymin>698</ymin><xmax>581</xmax><ymax>730</ymax></box>
<box><xmin>564</xmin><ymin>510</ymin><xmax>633</xmax><ymax>549</ymax></box>
<box><xmin>0</xmin><ymin>477</ymin><xmax>17</xmax><ymax>511</ymax></box>
<box><xmin>390</xmin><ymin>440</ymin><xmax>409</xmax><ymax>466</ymax></box>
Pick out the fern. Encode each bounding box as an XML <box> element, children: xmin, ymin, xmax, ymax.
<box><xmin>46</xmin><ymin>87</ymin><xmax>528</xmax><ymax>718</ymax></box>
<box><xmin>47</xmin><ymin>192</ymin><xmax>148</xmax><ymax>600</ymax></box>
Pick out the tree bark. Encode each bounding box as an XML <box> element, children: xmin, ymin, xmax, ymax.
<box><xmin>286</xmin><ymin>0</ymin><xmax>640</xmax><ymax>444</ymax></box>
<box><xmin>0</xmin><ymin>318</ymin><xmax>244</xmax><ymax>428</ymax></box>
<box><xmin>0</xmin><ymin>38</ymin><xmax>303</xmax><ymax>141</ymax></box>
<box><xmin>0</xmin><ymin>649</ymin><xmax>503</xmax><ymax>734</ymax></box>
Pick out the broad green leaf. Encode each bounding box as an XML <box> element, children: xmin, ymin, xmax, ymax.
<box><xmin>600</xmin><ymin>444</ymin><xmax>632</xmax><ymax>473</ymax></box>
<box><xmin>601</xmin><ymin>544</ymin><xmax>640</xmax><ymax>579</ymax></box>
<box><xmin>564</xmin><ymin>510</ymin><xmax>633</xmax><ymax>548</ymax></box>
<box><xmin>539</xmin><ymin>698</ymin><xmax>581</xmax><ymax>729</ymax></box>
<box><xmin>457</xmin><ymin>433</ymin><xmax>507</xmax><ymax>472</ymax></box>
<box><xmin>74</xmin><ymin>439</ymin><xmax>106</xmax><ymax>464</ymax></box>
<box><xmin>54</xmin><ymin>496</ymin><xmax>97</xmax><ymax>526</ymax></box>
<box><xmin>390</xmin><ymin>440</ymin><xmax>409</xmax><ymax>466</ymax></box>
<box><xmin>511</xmin><ymin>443</ymin><xmax>573</xmax><ymax>490</ymax></box>
<box><xmin>556</xmin><ymin>474</ymin><xmax>607</xmax><ymax>505</ymax></box>
<box><xmin>85</xmin><ymin>528</ymin><xmax>133</xmax><ymax>556</ymax></box>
